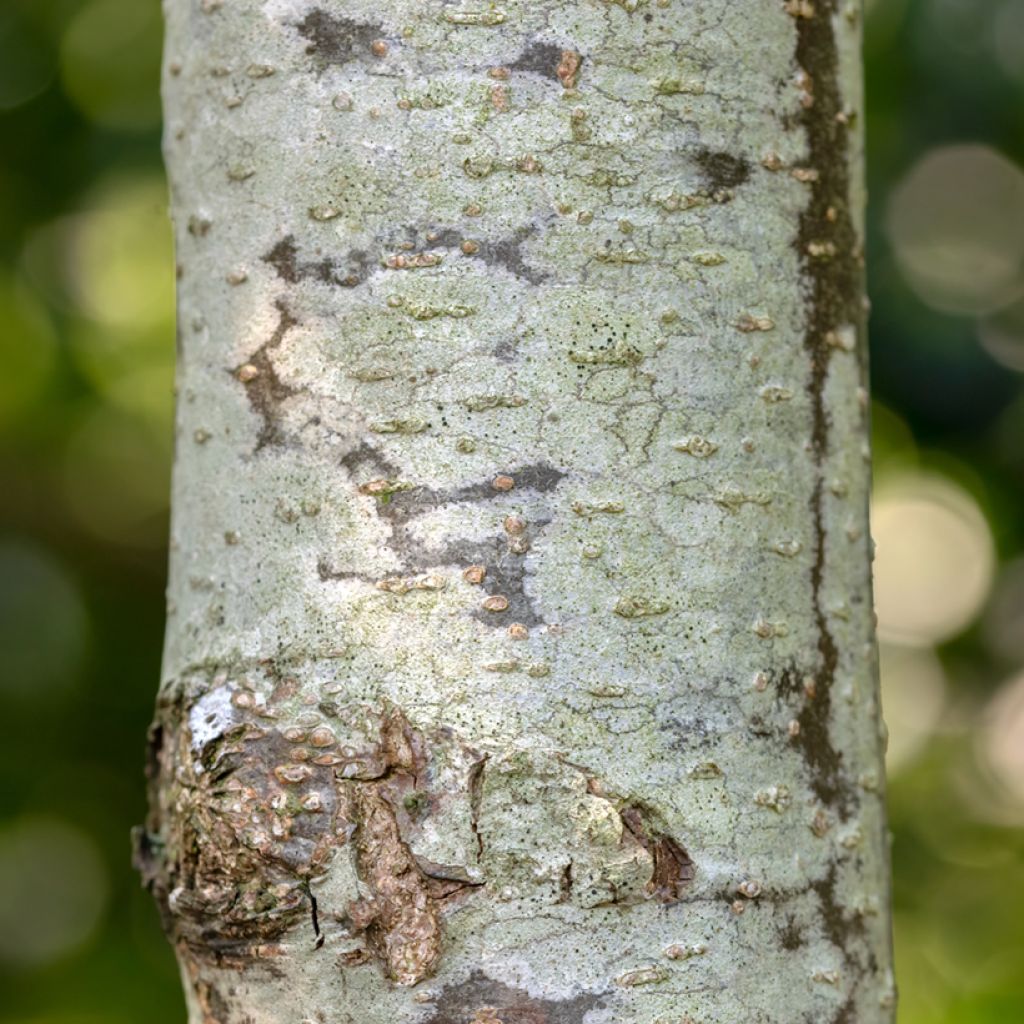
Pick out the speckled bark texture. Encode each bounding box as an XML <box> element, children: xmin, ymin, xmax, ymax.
<box><xmin>139</xmin><ymin>1</ymin><xmax>894</xmax><ymax>1021</ymax></box>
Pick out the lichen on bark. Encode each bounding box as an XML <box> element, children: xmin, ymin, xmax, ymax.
<box><xmin>145</xmin><ymin>0</ymin><xmax>894</xmax><ymax>1020</ymax></box>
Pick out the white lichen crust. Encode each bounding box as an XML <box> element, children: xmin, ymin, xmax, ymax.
<box><xmin>144</xmin><ymin>0</ymin><xmax>895</xmax><ymax>1021</ymax></box>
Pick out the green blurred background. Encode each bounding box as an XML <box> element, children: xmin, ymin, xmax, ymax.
<box><xmin>1</xmin><ymin>0</ymin><xmax>1023</xmax><ymax>1020</ymax></box>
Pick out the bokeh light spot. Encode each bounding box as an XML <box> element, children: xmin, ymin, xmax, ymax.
<box><xmin>0</xmin><ymin>817</ymin><xmax>109</xmax><ymax>967</ymax></box>
<box><xmin>887</xmin><ymin>145</ymin><xmax>1024</xmax><ymax>315</ymax></box>
<box><xmin>60</xmin><ymin>0</ymin><xmax>161</xmax><ymax>131</ymax></box>
<box><xmin>991</xmin><ymin>0</ymin><xmax>1024</xmax><ymax>85</ymax></box>
<box><xmin>879</xmin><ymin>644</ymin><xmax>947</xmax><ymax>772</ymax></box>
<box><xmin>873</xmin><ymin>473</ymin><xmax>995</xmax><ymax>646</ymax></box>
<box><xmin>979</xmin><ymin>672</ymin><xmax>1024</xmax><ymax>816</ymax></box>
<box><xmin>978</xmin><ymin>295</ymin><xmax>1024</xmax><ymax>373</ymax></box>
<box><xmin>983</xmin><ymin>558</ymin><xmax>1024</xmax><ymax>663</ymax></box>
<box><xmin>66</xmin><ymin>176</ymin><xmax>173</xmax><ymax>330</ymax></box>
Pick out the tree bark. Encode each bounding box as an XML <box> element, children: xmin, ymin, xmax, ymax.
<box><xmin>139</xmin><ymin>1</ymin><xmax>894</xmax><ymax>1021</ymax></box>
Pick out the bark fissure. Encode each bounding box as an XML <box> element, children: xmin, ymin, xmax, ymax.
<box><xmin>306</xmin><ymin>885</ymin><xmax>324</xmax><ymax>949</ymax></box>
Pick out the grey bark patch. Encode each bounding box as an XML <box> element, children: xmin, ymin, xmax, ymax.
<box><xmin>438</xmin><ymin>535</ymin><xmax>545</xmax><ymax>627</ymax></box>
<box><xmin>263</xmin><ymin>235</ymin><xmax>372</xmax><ymax>288</ymax></box>
<box><xmin>773</xmin><ymin>664</ymin><xmax>804</xmax><ymax>700</ymax></box>
<box><xmin>811</xmin><ymin>861</ymin><xmax>878</xmax><ymax>1017</ymax></box>
<box><xmin>811</xmin><ymin>863</ymin><xmax>865</xmax><ymax>957</ymax></box>
<box><xmin>475</xmin><ymin>228</ymin><xmax>548</xmax><ymax>285</ymax></box>
<box><xmin>694</xmin><ymin>148</ymin><xmax>751</xmax><ymax>191</ymax></box>
<box><xmin>793</xmin><ymin>631</ymin><xmax>855</xmax><ymax>814</ymax></box>
<box><xmin>831</xmin><ymin>997</ymin><xmax>856</xmax><ymax>1024</ymax></box>
<box><xmin>779</xmin><ymin>915</ymin><xmax>805</xmax><ymax>950</ymax></box>
<box><xmin>295</xmin><ymin>10</ymin><xmax>384</xmax><ymax>65</ymax></box>
<box><xmin>421</xmin><ymin>971</ymin><xmax>605</xmax><ymax>1024</ymax></box>
<box><xmin>381</xmin><ymin>463</ymin><xmax>565</xmax><ymax>521</ymax></box>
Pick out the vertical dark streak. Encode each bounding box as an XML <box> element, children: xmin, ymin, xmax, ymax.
<box><xmin>794</xmin><ymin>2</ymin><xmax>863</xmax><ymax>817</ymax></box>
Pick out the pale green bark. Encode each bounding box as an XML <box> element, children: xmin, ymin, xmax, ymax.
<box><xmin>140</xmin><ymin>1</ymin><xmax>894</xmax><ymax>1021</ymax></box>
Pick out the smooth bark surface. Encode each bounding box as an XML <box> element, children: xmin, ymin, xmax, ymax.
<box><xmin>139</xmin><ymin>1</ymin><xmax>894</xmax><ymax>1021</ymax></box>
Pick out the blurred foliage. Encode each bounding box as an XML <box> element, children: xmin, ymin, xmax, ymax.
<box><xmin>1</xmin><ymin>0</ymin><xmax>1023</xmax><ymax>1021</ymax></box>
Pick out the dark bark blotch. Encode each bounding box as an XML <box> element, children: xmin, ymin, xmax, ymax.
<box><xmin>296</xmin><ymin>11</ymin><xmax>384</xmax><ymax>65</ymax></box>
<box><xmin>233</xmin><ymin>300</ymin><xmax>298</xmax><ymax>451</ymax></box>
<box><xmin>509</xmin><ymin>41</ymin><xmax>567</xmax><ymax>81</ymax></box>
<box><xmin>323</xmin><ymin>461</ymin><xmax>566</xmax><ymax>627</ymax></box>
<box><xmin>695</xmin><ymin>148</ymin><xmax>751</xmax><ymax>191</ymax></box>
<box><xmin>423</xmin><ymin>971</ymin><xmax>605</xmax><ymax>1024</ymax></box>
<box><xmin>263</xmin><ymin>235</ymin><xmax>373</xmax><ymax>289</ymax></box>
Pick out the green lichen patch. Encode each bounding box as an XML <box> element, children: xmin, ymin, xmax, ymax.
<box><xmin>614</xmin><ymin>595</ymin><xmax>670</xmax><ymax>618</ymax></box>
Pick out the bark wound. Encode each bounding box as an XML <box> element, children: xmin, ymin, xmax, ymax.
<box><xmin>347</xmin><ymin>786</ymin><xmax>467</xmax><ymax>986</ymax></box>
<box><xmin>138</xmin><ymin>676</ymin><xmax>696</xmax><ymax>990</ymax></box>
<box><xmin>135</xmin><ymin>691</ymin><xmax>341</xmax><ymax>967</ymax></box>
<box><xmin>342</xmin><ymin>708</ymin><xmax>482</xmax><ymax>986</ymax></box>
<box><xmin>619</xmin><ymin>805</ymin><xmax>695</xmax><ymax>903</ymax></box>
<box><xmin>233</xmin><ymin>300</ymin><xmax>299</xmax><ymax>450</ymax></box>
<box><xmin>137</xmin><ymin>691</ymin><xmax>482</xmax><ymax>984</ymax></box>
<box><xmin>422</xmin><ymin>971</ymin><xmax>605</xmax><ymax>1024</ymax></box>
<box><xmin>793</xmin><ymin>0</ymin><xmax>862</xmax><ymax>818</ymax></box>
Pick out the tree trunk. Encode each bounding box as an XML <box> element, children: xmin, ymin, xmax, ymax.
<box><xmin>139</xmin><ymin>1</ymin><xmax>894</xmax><ymax>1021</ymax></box>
